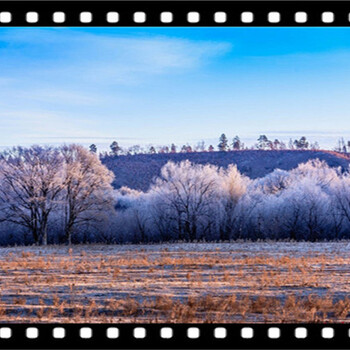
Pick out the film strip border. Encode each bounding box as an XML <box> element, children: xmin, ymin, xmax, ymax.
<box><xmin>0</xmin><ymin>324</ymin><xmax>349</xmax><ymax>349</ymax></box>
<box><xmin>0</xmin><ymin>1</ymin><xmax>350</xmax><ymax>349</ymax></box>
<box><xmin>0</xmin><ymin>1</ymin><xmax>350</xmax><ymax>26</ymax></box>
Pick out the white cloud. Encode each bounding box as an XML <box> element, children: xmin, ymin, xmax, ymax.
<box><xmin>0</xmin><ymin>28</ymin><xmax>231</xmax><ymax>86</ymax></box>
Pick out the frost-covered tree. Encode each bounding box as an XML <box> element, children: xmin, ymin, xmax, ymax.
<box><xmin>291</xmin><ymin>180</ymin><xmax>330</xmax><ymax>241</ymax></box>
<box><xmin>332</xmin><ymin>172</ymin><xmax>350</xmax><ymax>233</ymax></box>
<box><xmin>291</xmin><ymin>159</ymin><xmax>341</xmax><ymax>190</ymax></box>
<box><xmin>0</xmin><ymin>146</ymin><xmax>64</xmax><ymax>245</ymax></box>
<box><xmin>254</xmin><ymin>169</ymin><xmax>292</xmax><ymax>195</ymax></box>
<box><xmin>244</xmin><ymin>159</ymin><xmax>341</xmax><ymax>241</ymax></box>
<box><xmin>114</xmin><ymin>187</ymin><xmax>151</xmax><ymax>243</ymax></box>
<box><xmin>216</xmin><ymin>165</ymin><xmax>248</xmax><ymax>239</ymax></box>
<box><xmin>60</xmin><ymin>145</ymin><xmax>115</xmax><ymax>244</ymax></box>
<box><xmin>150</xmin><ymin>161</ymin><xmax>218</xmax><ymax>241</ymax></box>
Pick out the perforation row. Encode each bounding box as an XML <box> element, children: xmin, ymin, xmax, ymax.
<box><xmin>0</xmin><ymin>11</ymin><xmax>346</xmax><ymax>24</ymax></box>
<box><xmin>0</xmin><ymin>326</ymin><xmax>344</xmax><ymax>340</ymax></box>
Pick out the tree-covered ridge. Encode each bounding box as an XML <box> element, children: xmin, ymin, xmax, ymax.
<box><xmin>102</xmin><ymin>150</ymin><xmax>350</xmax><ymax>191</ymax></box>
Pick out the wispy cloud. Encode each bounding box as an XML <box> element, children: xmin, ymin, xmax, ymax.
<box><xmin>0</xmin><ymin>28</ymin><xmax>231</xmax><ymax>85</ymax></box>
<box><xmin>0</xmin><ymin>28</ymin><xmax>232</xmax><ymax>148</ymax></box>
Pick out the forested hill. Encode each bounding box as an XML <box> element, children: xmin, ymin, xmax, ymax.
<box><xmin>101</xmin><ymin>150</ymin><xmax>350</xmax><ymax>191</ymax></box>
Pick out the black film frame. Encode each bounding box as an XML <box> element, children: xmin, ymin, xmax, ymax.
<box><xmin>0</xmin><ymin>1</ymin><xmax>350</xmax><ymax>349</ymax></box>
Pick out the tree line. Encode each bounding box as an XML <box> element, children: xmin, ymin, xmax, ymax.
<box><xmin>114</xmin><ymin>159</ymin><xmax>350</xmax><ymax>243</ymax></box>
<box><xmin>90</xmin><ymin>134</ymin><xmax>344</xmax><ymax>157</ymax></box>
<box><xmin>0</xmin><ymin>144</ymin><xmax>350</xmax><ymax>245</ymax></box>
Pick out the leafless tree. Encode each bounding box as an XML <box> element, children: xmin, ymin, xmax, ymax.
<box><xmin>60</xmin><ymin>145</ymin><xmax>115</xmax><ymax>244</ymax></box>
<box><xmin>217</xmin><ymin>165</ymin><xmax>248</xmax><ymax>240</ymax></box>
<box><xmin>151</xmin><ymin>161</ymin><xmax>218</xmax><ymax>241</ymax></box>
<box><xmin>333</xmin><ymin>176</ymin><xmax>350</xmax><ymax>231</ymax></box>
<box><xmin>0</xmin><ymin>146</ymin><xmax>63</xmax><ymax>245</ymax></box>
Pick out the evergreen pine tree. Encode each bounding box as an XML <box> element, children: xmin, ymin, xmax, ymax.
<box><xmin>232</xmin><ymin>136</ymin><xmax>241</xmax><ymax>150</ymax></box>
<box><xmin>273</xmin><ymin>139</ymin><xmax>281</xmax><ymax>150</ymax></box>
<box><xmin>110</xmin><ymin>141</ymin><xmax>121</xmax><ymax>156</ymax></box>
<box><xmin>294</xmin><ymin>136</ymin><xmax>309</xmax><ymax>150</ymax></box>
<box><xmin>257</xmin><ymin>135</ymin><xmax>269</xmax><ymax>150</ymax></box>
<box><xmin>89</xmin><ymin>144</ymin><xmax>97</xmax><ymax>153</ymax></box>
<box><xmin>218</xmin><ymin>133</ymin><xmax>228</xmax><ymax>151</ymax></box>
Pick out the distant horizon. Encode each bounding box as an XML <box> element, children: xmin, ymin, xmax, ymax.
<box><xmin>1</xmin><ymin>132</ymin><xmax>349</xmax><ymax>152</ymax></box>
<box><xmin>0</xmin><ymin>132</ymin><xmax>349</xmax><ymax>154</ymax></box>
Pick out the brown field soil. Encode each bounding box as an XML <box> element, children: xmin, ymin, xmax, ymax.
<box><xmin>0</xmin><ymin>241</ymin><xmax>350</xmax><ymax>323</ymax></box>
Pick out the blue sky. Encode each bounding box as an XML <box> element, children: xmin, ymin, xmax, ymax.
<box><xmin>1</xmin><ymin>27</ymin><xmax>350</xmax><ymax>151</ymax></box>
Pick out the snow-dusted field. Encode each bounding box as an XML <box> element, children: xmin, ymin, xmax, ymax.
<box><xmin>0</xmin><ymin>241</ymin><xmax>350</xmax><ymax>323</ymax></box>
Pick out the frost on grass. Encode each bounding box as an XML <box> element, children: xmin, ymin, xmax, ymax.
<box><xmin>0</xmin><ymin>241</ymin><xmax>350</xmax><ymax>323</ymax></box>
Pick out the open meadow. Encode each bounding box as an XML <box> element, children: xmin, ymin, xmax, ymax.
<box><xmin>0</xmin><ymin>242</ymin><xmax>350</xmax><ymax>323</ymax></box>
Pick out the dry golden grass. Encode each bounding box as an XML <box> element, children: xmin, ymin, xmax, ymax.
<box><xmin>0</xmin><ymin>242</ymin><xmax>349</xmax><ymax>323</ymax></box>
